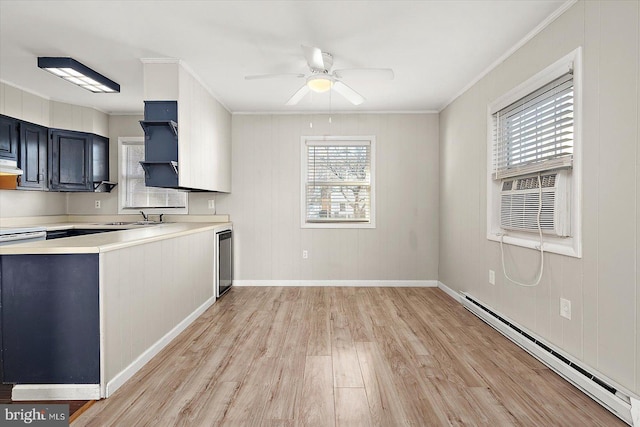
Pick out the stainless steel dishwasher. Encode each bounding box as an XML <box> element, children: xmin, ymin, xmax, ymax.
<box><xmin>216</xmin><ymin>228</ymin><xmax>233</xmax><ymax>297</ymax></box>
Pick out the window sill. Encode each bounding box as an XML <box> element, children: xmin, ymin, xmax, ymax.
<box><xmin>487</xmin><ymin>232</ymin><xmax>581</xmax><ymax>258</ymax></box>
<box><xmin>302</xmin><ymin>221</ymin><xmax>376</xmax><ymax>229</ymax></box>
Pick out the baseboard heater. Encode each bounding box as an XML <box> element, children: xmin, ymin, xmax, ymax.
<box><xmin>460</xmin><ymin>292</ymin><xmax>634</xmax><ymax>426</ymax></box>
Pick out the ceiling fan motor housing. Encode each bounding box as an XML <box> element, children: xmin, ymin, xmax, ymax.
<box><xmin>311</xmin><ymin>52</ymin><xmax>333</xmax><ymax>73</ymax></box>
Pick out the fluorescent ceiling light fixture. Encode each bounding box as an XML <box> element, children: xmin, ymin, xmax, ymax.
<box><xmin>307</xmin><ymin>75</ymin><xmax>333</xmax><ymax>93</ymax></box>
<box><xmin>37</xmin><ymin>57</ymin><xmax>120</xmax><ymax>93</ymax></box>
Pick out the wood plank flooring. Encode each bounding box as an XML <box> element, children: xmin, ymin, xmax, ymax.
<box><xmin>72</xmin><ymin>287</ymin><xmax>625</xmax><ymax>426</ymax></box>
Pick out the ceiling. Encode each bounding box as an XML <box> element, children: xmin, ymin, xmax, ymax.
<box><xmin>0</xmin><ymin>0</ymin><xmax>569</xmax><ymax>115</ymax></box>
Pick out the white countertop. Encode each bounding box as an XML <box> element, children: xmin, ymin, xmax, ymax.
<box><xmin>0</xmin><ymin>222</ymin><xmax>232</xmax><ymax>255</ymax></box>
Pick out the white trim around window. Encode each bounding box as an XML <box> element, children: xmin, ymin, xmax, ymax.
<box><xmin>301</xmin><ymin>135</ymin><xmax>376</xmax><ymax>229</ymax></box>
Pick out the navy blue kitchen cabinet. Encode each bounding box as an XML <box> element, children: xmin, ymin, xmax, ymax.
<box><xmin>18</xmin><ymin>121</ymin><xmax>48</xmax><ymax>190</ymax></box>
<box><xmin>92</xmin><ymin>134</ymin><xmax>109</xmax><ymax>184</ymax></box>
<box><xmin>49</xmin><ymin>129</ymin><xmax>93</xmax><ymax>191</ymax></box>
<box><xmin>49</xmin><ymin>129</ymin><xmax>110</xmax><ymax>191</ymax></box>
<box><xmin>0</xmin><ymin>115</ymin><xmax>19</xmax><ymax>161</ymax></box>
<box><xmin>0</xmin><ymin>254</ymin><xmax>100</xmax><ymax>384</ymax></box>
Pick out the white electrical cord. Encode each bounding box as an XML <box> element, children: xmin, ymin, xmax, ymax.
<box><xmin>499</xmin><ymin>173</ymin><xmax>545</xmax><ymax>287</ymax></box>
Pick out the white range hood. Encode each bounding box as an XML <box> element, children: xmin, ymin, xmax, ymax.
<box><xmin>0</xmin><ymin>158</ymin><xmax>23</xmax><ymax>176</ymax></box>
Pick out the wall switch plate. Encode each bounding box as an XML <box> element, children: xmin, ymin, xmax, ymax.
<box><xmin>489</xmin><ymin>270</ymin><xmax>496</xmax><ymax>285</ymax></box>
<box><xmin>94</xmin><ymin>200</ymin><xmax>101</xmax><ymax>209</ymax></box>
<box><xmin>560</xmin><ymin>298</ymin><xmax>572</xmax><ymax>320</ymax></box>
<box><xmin>302</xmin><ymin>250</ymin><xmax>308</xmax><ymax>259</ymax></box>
<box><xmin>208</xmin><ymin>199</ymin><xmax>215</xmax><ymax>210</ymax></box>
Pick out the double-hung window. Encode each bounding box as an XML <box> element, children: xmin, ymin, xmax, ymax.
<box><xmin>487</xmin><ymin>48</ymin><xmax>581</xmax><ymax>258</ymax></box>
<box><xmin>301</xmin><ymin>136</ymin><xmax>375</xmax><ymax>228</ymax></box>
<box><xmin>118</xmin><ymin>137</ymin><xmax>188</xmax><ymax>214</ymax></box>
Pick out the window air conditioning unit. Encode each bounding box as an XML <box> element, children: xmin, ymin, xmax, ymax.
<box><xmin>500</xmin><ymin>170</ymin><xmax>571</xmax><ymax>237</ymax></box>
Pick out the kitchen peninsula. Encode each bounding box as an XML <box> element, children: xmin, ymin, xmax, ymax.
<box><xmin>0</xmin><ymin>218</ymin><xmax>231</xmax><ymax>401</ymax></box>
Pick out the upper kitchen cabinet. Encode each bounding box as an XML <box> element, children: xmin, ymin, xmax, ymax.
<box><xmin>0</xmin><ymin>115</ymin><xmax>19</xmax><ymax>161</ymax></box>
<box><xmin>92</xmin><ymin>134</ymin><xmax>110</xmax><ymax>184</ymax></box>
<box><xmin>17</xmin><ymin>121</ymin><xmax>48</xmax><ymax>190</ymax></box>
<box><xmin>142</xmin><ymin>60</ymin><xmax>231</xmax><ymax>192</ymax></box>
<box><xmin>49</xmin><ymin>129</ymin><xmax>110</xmax><ymax>192</ymax></box>
<box><xmin>49</xmin><ymin>129</ymin><xmax>92</xmax><ymax>191</ymax></box>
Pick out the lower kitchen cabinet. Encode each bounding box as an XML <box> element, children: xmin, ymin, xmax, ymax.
<box><xmin>0</xmin><ymin>254</ymin><xmax>100</xmax><ymax>384</ymax></box>
<box><xmin>0</xmin><ymin>226</ymin><xmax>217</xmax><ymax>399</ymax></box>
<box><xmin>17</xmin><ymin>121</ymin><xmax>48</xmax><ymax>190</ymax></box>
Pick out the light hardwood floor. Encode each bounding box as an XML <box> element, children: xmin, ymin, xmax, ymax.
<box><xmin>73</xmin><ymin>287</ymin><xmax>625</xmax><ymax>426</ymax></box>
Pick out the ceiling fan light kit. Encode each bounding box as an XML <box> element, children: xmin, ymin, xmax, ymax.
<box><xmin>245</xmin><ymin>45</ymin><xmax>393</xmax><ymax>107</ymax></box>
<box><xmin>306</xmin><ymin>75</ymin><xmax>333</xmax><ymax>93</ymax></box>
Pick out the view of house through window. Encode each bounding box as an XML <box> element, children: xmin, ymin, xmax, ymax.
<box><xmin>119</xmin><ymin>137</ymin><xmax>188</xmax><ymax>213</ymax></box>
<box><xmin>302</xmin><ymin>137</ymin><xmax>375</xmax><ymax>228</ymax></box>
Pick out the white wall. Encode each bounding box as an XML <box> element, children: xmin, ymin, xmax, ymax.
<box><xmin>216</xmin><ymin>113</ymin><xmax>439</xmax><ymax>281</ymax></box>
<box><xmin>439</xmin><ymin>0</ymin><xmax>639</xmax><ymax>394</ymax></box>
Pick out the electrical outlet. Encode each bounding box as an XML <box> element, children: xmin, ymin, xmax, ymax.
<box><xmin>94</xmin><ymin>200</ymin><xmax>101</xmax><ymax>209</ymax></box>
<box><xmin>489</xmin><ymin>269</ymin><xmax>496</xmax><ymax>285</ymax></box>
<box><xmin>208</xmin><ymin>199</ymin><xmax>215</xmax><ymax>210</ymax></box>
<box><xmin>560</xmin><ymin>298</ymin><xmax>572</xmax><ymax>320</ymax></box>
<box><xmin>302</xmin><ymin>250</ymin><xmax>308</xmax><ymax>259</ymax></box>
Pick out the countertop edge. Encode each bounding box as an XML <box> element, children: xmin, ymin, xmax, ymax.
<box><xmin>0</xmin><ymin>222</ymin><xmax>232</xmax><ymax>255</ymax></box>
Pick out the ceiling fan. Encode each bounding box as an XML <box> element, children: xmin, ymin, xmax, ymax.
<box><xmin>244</xmin><ymin>45</ymin><xmax>394</xmax><ymax>106</ymax></box>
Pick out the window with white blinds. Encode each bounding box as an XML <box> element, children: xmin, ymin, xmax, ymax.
<box><xmin>486</xmin><ymin>47</ymin><xmax>582</xmax><ymax>258</ymax></box>
<box><xmin>119</xmin><ymin>138</ymin><xmax>188</xmax><ymax>213</ymax></box>
<box><xmin>492</xmin><ymin>72</ymin><xmax>574</xmax><ymax>180</ymax></box>
<box><xmin>302</xmin><ymin>137</ymin><xmax>375</xmax><ymax>228</ymax></box>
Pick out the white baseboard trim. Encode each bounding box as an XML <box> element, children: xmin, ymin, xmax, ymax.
<box><xmin>233</xmin><ymin>280</ymin><xmax>438</xmax><ymax>287</ymax></box>
<box><xmin>437</xmin><ymin>281</ymin><xmax>462</xmax><ymax>303</ymax></box>
<box><xmin>105</xmin><ymin>295</ymin><xmax>216</xmax><ymax>397</ymax></box>
<box><xmin>12</xmin><ymin>384</ymin><xmax>100</xmax><ymax>401</ymax></box>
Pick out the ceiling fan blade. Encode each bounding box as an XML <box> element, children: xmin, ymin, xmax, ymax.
<box><xmin>285</xmin><ymin>85</ymin><xmax>310</xmax><ymax>106</ymax></box>
<box><xmin>332</xmin><ymin>81</ymin><xmax>364</xmax><ymax>105</ymax></box>
<box><xmin>302</xmin><ymin>45</ymin><xmax>324</xmax><ymax>70</ymax></box>
<box><xmin>333</xmin><ymin>68</ymin><xmax>394</xmax><ymax>80</ymax></box>
<box><xmin>245</xmin><ymin>73</ymin><xmax>305</xmax><ymax>80</ymax></box>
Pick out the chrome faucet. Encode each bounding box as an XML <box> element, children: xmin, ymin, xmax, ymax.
<box><xmin>139</xmin><ymin>211</ymin><xmax>148</xmax><ymax>221</ymax></box>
